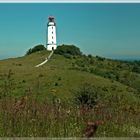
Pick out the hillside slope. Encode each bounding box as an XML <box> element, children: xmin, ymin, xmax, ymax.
<box><xmin>0</xmin><ymin>50</ymin><xmax>140</xmax><ymax>137</ymax></box>
<box><xmin>0</xmin><ymin>50</ymin><xmax>137</xmax><ymax>100</ymax></box>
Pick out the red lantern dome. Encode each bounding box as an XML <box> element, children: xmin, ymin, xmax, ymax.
<box><xmin>49</xmin><ymin>16</ymin><xmax>54</xmax><ymax>22</ymax></box>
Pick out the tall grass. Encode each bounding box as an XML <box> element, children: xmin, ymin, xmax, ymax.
<box><xmin>0</xmin><ymin>96</ymin><xmax>139</xmax><ymax>137</ymax></box>
<box><xmin>0</xmin><ymin>70</ymin><xmax>140</xmax><ymax>137</ymax></box>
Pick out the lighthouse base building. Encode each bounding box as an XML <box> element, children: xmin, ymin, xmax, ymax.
<box><xmin>47</xmin><ymin>44</ymin><xmax>57</xmax><ymax>51</ymax></box>
<box><xmin>47</xmin><ymin>16</ymin><xmax>57</xmax><ymax>51</ymax></box>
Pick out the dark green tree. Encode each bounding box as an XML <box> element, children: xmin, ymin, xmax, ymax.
<box><xmin>54</xmin><ymin>44</ymin><xmax>82</xmax><ymax>56</ymax></box>
<box><xmin>26</xmin><ymin>44</ymin><xmax>46</xmax><ymax>55</ymax></box>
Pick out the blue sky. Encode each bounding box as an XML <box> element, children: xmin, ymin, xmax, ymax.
<box><xmin>0</xmin><ymin>3</ymin><xmax>140</xmax><ymax>60</ymax></box>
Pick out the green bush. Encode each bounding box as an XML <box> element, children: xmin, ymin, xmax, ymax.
<box><xmin>75</xmin><ymin>56</ymin><xmax>91</xmax><ymax>68</ymax></box>
<box><xmin>54</xmin><ymin>44</ymin><xmax>82</xmax><ymax>56</ymax></box>
<box><xmin>26</xmin><ymin>44</ymin><xmax>46</xmax><ymax>55</ymax></box>
<box><xmin>132</xmin><ymin>65</ymin><xmax>140</xmax><ymax>73</ymax></box>
<box><xmin>75</xmin><ymin>60</ymin><xmax>86</xmax><ymax>67</ymax></box>
<box><xmin>88</xmin><ymin>54</ymin><xmax>92</xmax><ymax>58</ymax></box>
<box><xmin>74</xmin><ymin>83</ymin><xmax>98</xmax><ymax>108</ymax></box>
<box><xmin>96</xmin><ymin>55</ymin><xmax>105</xmax><ymax>61</ymax></box>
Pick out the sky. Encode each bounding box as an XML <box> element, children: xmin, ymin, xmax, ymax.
<box><xmin>0</xmin><ymin>3</ymin><xmax>140</xmax><ymax>60</ymax></box>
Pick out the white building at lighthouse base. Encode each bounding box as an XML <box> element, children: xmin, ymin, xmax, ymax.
<box><xmin>47</xmin><ymin>44</ymin><xmax>57</xmax><ymax>51</ymax></box>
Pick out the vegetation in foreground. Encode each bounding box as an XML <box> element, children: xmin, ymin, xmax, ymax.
<box><xmin>0</xmin><ymin>44</ymin><xmax>140</xmax><ymax>137</ymax></box>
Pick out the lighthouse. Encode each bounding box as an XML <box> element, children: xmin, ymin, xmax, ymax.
<box><xmin>47</xmin><ymin>16</ymin><xmax>57</xmax><ymax>51</ymax></box>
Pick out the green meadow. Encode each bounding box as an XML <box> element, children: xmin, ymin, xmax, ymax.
<box><xmin>0</xmin><ymin>45</ymin><xmax>140</xmax><ymax>137</ymax></box>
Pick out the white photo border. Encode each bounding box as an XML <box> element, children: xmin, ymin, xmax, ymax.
<box><xmin>0</xmin><ymin>0</ymin><xmax>140</xmax><ymax>3</ymax></box>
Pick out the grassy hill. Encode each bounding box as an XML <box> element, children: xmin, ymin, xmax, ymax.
<box><xmin>0</xmin><ymin>47</ymin><xmax>140</xmax><ymax>137</ymax></box>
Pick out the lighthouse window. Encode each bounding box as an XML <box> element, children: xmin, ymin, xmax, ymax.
<box><xmin>52</xmin><ymin>32</ymin><xmax>53</xmax><ymax>34</ymax></box>
<box><xmin>52</xmin><ymin>36</ymin><xmax>53</xmax><ymax>39</ymax></box>
<box><xmin>52</xmin><ymin>41</ymin><xmax>54</xmax><ymax>44</ymax></box>
<box><xmin>52</xmin><ymin>27</ymin><xmax>53</xmax><ymax>29</ymax></box>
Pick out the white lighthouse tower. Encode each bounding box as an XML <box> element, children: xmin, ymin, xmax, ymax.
<box><xmin>47</xmin><ymin>16</ymin><xmax>57</xmax><ymax>51</ymax></box>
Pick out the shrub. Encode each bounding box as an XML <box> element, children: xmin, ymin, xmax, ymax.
<box><xmin>58</xmin><ymin>77</ymin><xmax>61</xmax><ymax>81</ymax></box>
<box><xmin>22</xmin><ymin>80</ymin><xmax>26</xmax><ymax>83</ymax></box>
<box><xmin>54</xmin><ymin>82</ymin><xmax>58</xmax><ymax>86</ymax></box>
<box><xmin>26</xmin><ymin>44</ymin><xmax>46</xmax><ymax>55</ymax></box>
<box><xmin>75</xmin><ymin>60</ymin><xmax>86</xmax><ymax>67</ymax></box>
<box><xmin>54</xmin><ymin>44</ymin><xmax>82</xmax><ymax>56</ymax></box>
<box><xmin>96</xmin><ymin>56</ymin><xmax>105</xmax><ymax>61</ymax></box>
<box><xmin>38</xmin><ymin>74</ymin><xmax>44</xmax><ymax>78</ymax></box>
<box><xmin>89</xmin><ymin>67</ymin><xmax>95</xmax><ymax>73</ymax></box>
<box><xmin>90</xmin><ymin>58</ymin><xmax>95</xmax><ymax>64</ymax></box>
<box><xmin>74</xmin><ymin>83</ymin><xmax>98</xmax><ymax>108</ymax></box>
<box><xmin>132</xmin><ymin>65</ymin><xmax>140</xmax><ymax>73</ymax></box>
<box><xmin>88</xmin><ymin>54</ymin><xmax>92</xmax><ymax>58</ymax></box>
<box><xmin>75</xmin><ymin>57</ymin><xmax>90</xmax><ymax>68</ymax></box>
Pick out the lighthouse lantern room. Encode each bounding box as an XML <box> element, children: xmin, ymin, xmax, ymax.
<box><xmin>47</xmin><ymin>16</ymin><xmax>57</xmax><ymax>51</ymax></box>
